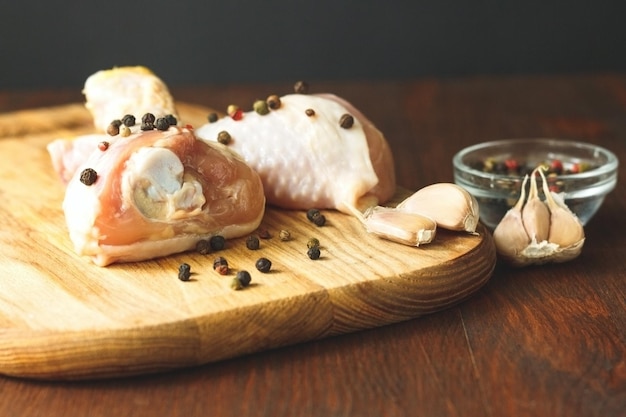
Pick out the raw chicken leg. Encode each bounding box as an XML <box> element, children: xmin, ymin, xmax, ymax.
<box><xmin>195</xmin><ymin>93</ymin><xmax>396</xmax><ymax>214</ymax></box>
<box><xmin>63</xmin><ymin>126</ymin><xmax>265</xmax><ymax>266</ymax></box>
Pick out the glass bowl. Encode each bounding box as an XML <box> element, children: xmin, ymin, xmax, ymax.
<box><xmin>453</xmin><ymin>138</ymin><xmax>619</xmax><ymax>230</ymax></box>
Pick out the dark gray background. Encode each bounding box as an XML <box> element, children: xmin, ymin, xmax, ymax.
<box><xmin>1</xmin><ymin>0</ymin><xmax>625</xmax><ymax>90</ymax></box>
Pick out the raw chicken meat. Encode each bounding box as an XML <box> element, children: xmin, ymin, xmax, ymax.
<box><xmin>48</xmin><ymin>133</ymin><xmax>114</xmax><ymax>183</ymax></box>
<box><xmin>63</xmin><ymin>126</ymin><xmax>265</xmax><ymax>266</ymax></box>
<box><xmin>195</xmin><ymin>93</ymin><xmax>396</xmax><ymax>214</ymax></box>
<box><xmin>83</xmin><ymin>66</ymin><xmax>178</xmax><ymax>132</ymax></box>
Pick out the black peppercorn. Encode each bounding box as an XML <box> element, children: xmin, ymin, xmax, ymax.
<box><xmin>107</xmin><ymin>121</ymin><xmax>121</xmax><ymax>136</ymax></box>
<box><xmin>79</xmin><ymin>168</ymin><xmax>98</xmax><ymax>186</ymax></box>
<box><xmin>208</xmin><ymin>112</ymin><xmax>219</xmax><ymax>123</ymax></box>
<box><xmin>294</xmin><ymin>80</ymin><xmax>309</xmax><ymax>94</ymax></box>
<box><xmin>339</xmin><ymin>114</ymin><xmax>354</xmax><ymax>129</ymax></box>
<box><xmin>246</xmin><ymin>235</ymin><xmax>260</xmax><ymax>250</ymax></box>
<box><xmin>140</xmin><ymin>122</ymin><xmax>154</xmax><ymax>131</ymax></box>
<box><xmin>196</xmin><ymin>239</ymin><xmax>211</xmax><ymax>255</ymax></box>
<box><xmin>305</xmin><ymin>108</ymin><xmax>315</xmax><ymax>117</ymax></box>
<box><xmin>306</xmin><ymin>208</ymin><xmax>326</xmax><ymax>227</ymax></box>
<box><xmin>155</xmin><ymin>117</ymin><xmax>170</xmax><ymax>131</ymax></box>
<box><xmin>267</xmin><ymin>95</ymin><xmax>281</xmax><ymax>110</ymax></box>
<box><xmin>142</xmin><ymin>113</ymin><xmax>156</xmax><ymax>124</ymax></box>
<box><xmin>165</xmin><ymin>114</ymin><xmax>177</xmax><ymax>126</ymax></box>
<box><xmin>307</xmin><ymin>246</ymin><xmax>321</xmax><ymax>260</ymax></box>
<box><xmin>121</xmin><ymin>114</ymin><xmax>136</xmax><ymax>127</ymax></box>
<box><xmin>178</xmin><ymin>263</ymin><xmax>191</xmax><ymax>281</ymax></box>
<box><xmin>307</xmin><ymin>237</ymin><xmax>320</xmax><ymax>249</ymax></box>
<box><xmin>236</xmin><ymin>270</ymin><xmax>252</xmax><ymax>287</ymax></box>
<box><xmin>217</xmin><ymin>130</ymin><xmax>231</xmax><ymax>145</ymax></box>
<box><xmin>255</xmin><ymin>257</ymin><xmax>272</xmax><ymax>273</ymax></box>
<box><xmin>209</xmin><ymin>235</ymin><xmax>226</xmax><ymax>251</ymax></box>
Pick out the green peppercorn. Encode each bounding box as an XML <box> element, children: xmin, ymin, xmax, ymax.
<box><xmin>209</xmin><ymin>235</ymin><xmax>226</xmax><ymax>251</ymax></box>
<box><xmin>155</xmin><ymin>117</ymin><xmax>170</xmax><ymax>131</ymax></box>
<box><xmin>307</xmin><ymin>237</ymin><xmax>320</xmax><ymax>249</ymax></box>
<box><xmin>230</xmin><ymin>277</ymin><xmax>243</xmax><ymax>290</ymax></box>
<box><xmin>339</xmin><ymin>113</ymin><xmax>354</xmax><ymax>129</ymax></box>
<box><xmin>307</xmin><ymin>246</ymin><xmax>321</xmax><ymax>260</ymax></box>
<box><xmin>267</xmin><ymin>95</ymin><xmax>281</xmax><ymax>110</ymax></box>
<box><xmin>246</xmin><ymin>235</ymin><xmax>260</xmax><ymax>250</ymax></box>
<box><xmin>121</xmin><ymin>114</ymin><xmax>136</xmax><ymax>127</ymax></box>
<box><xmin>217</xmin><ymin>130</ymin><xmax>231</xmax><ymax>145</ymax></box>
<box><xmin>255</xmin><ymin>257</ymin><xmax>272</xmax><ymax>273</ymax></box>
<box><xmin>79</xmin><ymin>168</ymin><xmax>98</xmax><ymax>186</ymax></box>
<box><xmin>120</xmin><ymin>125</ymin><xmax>131</xmax><ymax>137</ymax></box>
<box><xmin>178</xmin><ymin>263</ymin><xmax>191</xmax><ymax>281</ymax></box>
<box><xmin>164</xmin><ymin>114</ymin><xmax>177</xmax><ymax>126</ymax></box>
<box><xmin>196</xmin><ymin>239</ymin><xmax>211</xmax><ymax>255</ymax></box>
<box><xmin>294</xmin><ymin>80</ymin><xmax>309</xmax><ymax>94</ymax></box>
<box><xmin>208</xmin><ymin>112</ymin><xmax>219</xmax><ymax>123</ymax></box>
<box><xmin>253</xmin><ymin>99</ymin><xmax>270</xmax><ymax>115</ymax></box>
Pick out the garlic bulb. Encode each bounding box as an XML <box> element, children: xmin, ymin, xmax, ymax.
<box><xmin>493</xmin><ymin>166</ymin><xmax>585</xmax><ymax>266</ymax></box>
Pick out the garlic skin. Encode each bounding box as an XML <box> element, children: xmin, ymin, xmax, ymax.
<box><xmin>492</xmin><ymin>166</ymin><xmax>585</xmax><ymax>267</ymax></box>
<box><xmin>493</xmin><ymin>175</ymin><xmax>532</xmax><ymax>264</ymax></box>
<box><xmin>396</xmin><ymin>182</ymin><xmax>480</xmax><ymax>233</ymax></box>
<box><xmin>362</xmin><ymin>206</ymin><xmax>437</xmax><ymax>247</ymax></box>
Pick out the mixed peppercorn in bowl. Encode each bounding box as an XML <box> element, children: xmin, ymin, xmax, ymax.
<box><xmin>453</xmin><ymin>138</ymin><xmax>619</xmax><ymax>230</ymax></box>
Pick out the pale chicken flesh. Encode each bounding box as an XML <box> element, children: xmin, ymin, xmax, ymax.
<box><xmin>194</xmin><ymin>93</ymin><xmax>396</xmax><ymax>214</ymax></box>
<box><xmin>63</xmin><ymin>126</ymin><xmax>265</xmax><ymax>266</ymax></box>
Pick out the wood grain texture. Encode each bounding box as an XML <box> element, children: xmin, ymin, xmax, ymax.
<box><xmin>0</xmin><ymin>103</ymin><xmax>495</xmax><ymax>380</ymax></box>
<box><xmin>1</xmin><ymin>75</ymin><xmax>624</xmax><ymax>417</ymax></box>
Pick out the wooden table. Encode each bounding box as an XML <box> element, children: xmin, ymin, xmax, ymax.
<box><xmin>1</xmin><ymin>74</ymin><xmax>624</xmax><ymax>417</ymax></box>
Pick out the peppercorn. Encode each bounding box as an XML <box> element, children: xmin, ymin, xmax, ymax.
<box><xmin>165</xmin><ymin>114</ymin><xmax>177</xmax><ymax>126</ymax></box>
<box><xmin>121</xmin><ymin>114</ymin><xmax>136</xmax><ymax>127</ymax></box>
<box><xmin>208</xmin><ymin>112</ymin><xmax>219</xmax><ymax>123</ymax></box>
<box><xmin>255</xmin><ymin>257</ymin><xmax>272</xmax><ymax>273</ymax></box>
<box><xmin>196</xmin><ymin>239</ymin><xmax>211</xmax><ymax>255</ymax></box>
<box><xmin>120</xmin><ymin>125</ymin><xmax>131</xmax><ymax>137</ymax></box>
<box><xmin>307</xmin><ymin>237</ymin><xmax>320</xmax><ymax>249</ymax></box>
<box><xmin>257</xmin><ymin>228</ymin><xmax>272</xmax><ymax>239</ymax></box>
<box><xmin>79</xmin><ymin>168</ymin><xmax>98</xmax><ymax>186</ymax></box>
<box><xmin>306</xmin><ymin>208</ymin><xmax>326</xmax><ymax>227</ymax></box>
<box><xmin>98</xmin><ymin>141</ymin><xmax>110</xmax><ymax>151</ymax></box>
<box><xmin>279</xmin><ymin>229</ymin><xmax>291</xmax><ymax>241</ymax></box>
<box><xmin>305</xmin><ymin>108</ymin><xmax>315</xmax><ymax>117</ymax></box>
<box><xmin>246</xmin><ymin>235</ymin><xmax>260</xmax><ymax>250</ymax></box>
<box><xmin>217</xmin><ymin>130</ymin><xmax>231</xmax><ymax>145</ymax></box>
<box><xmin>227</xmin><ymin>104</ymin><xmax>239</xmax><ymax>116</ymax></box>
<box><xmin>155</xmin><ymin>117</ymin><xmax>170</xmax><ymax>131</ymax></box>
<box><xmin>142</xmin><ymin>113</ymin><xmax>156</xmax><ymax>124</ymax></box>
<box><xmin>267</xmin><ymin>95</ymin><xmax>281</xmax><ymax>110</ymax></box>
<box><xmin>237</xmin><ymin>270</ymin><xmax>252</xmax><ymax>286</ymax></box>
<box><xmin>141</xmin><ymin>113</ymin><xmax>155</xmax><ymax>131</ymax></box>
<box><xmin>294</xmin><ymin>80</ymin><xmax>309</xmax><ymax>94</ymax></box>
<box><xmin>253</xmin><ymin>99</ymin><xmax>270</xmax><ymax>115</ymax></box>
<box><xmin>178</xmin><ymin>263</ymin><xmax>191</xmax><ymax>281</ymax></box>
<box><xmin>339</xmin><ymin>114</ymin><xmax>354</xmax><ymax>129</ymax></box>
<box><xmin>213</xmin><ymin>256</ymin><xmax>229</xmax><ymax>275</ymax></box>
<box><xmin>307</xmin><ymin>246</ymin><xmax>321</xmax><ymax>260</ymax></box>
<box><xmin>107</xmin><ymin>120</ymin><xmax>121</xmax><ymax>136</ymax></box>
<box><xmin>209</xmin><ymin>235</ymin><xmax>226</xmax><ymax>251</ymax></box>
<box><xmin>231</xmin><ymin>270</ymin><xmax>251</xmax><ymax>290</ymax></box>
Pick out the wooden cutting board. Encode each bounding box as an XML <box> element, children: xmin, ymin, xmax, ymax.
<box><xmin>0</xmin><ymin>103</ymin><xmax>496</xmax><ymax>380</ymax></box>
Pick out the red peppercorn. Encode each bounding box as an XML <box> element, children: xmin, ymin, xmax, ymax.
<box><xmin>98</xmin><ymin>141</ymin><xmax>110</xmax><ymax>151</ymax></box>
<box><xmin>504</xmin><ymin>158</ymin><xmax>519</xmax><ymax>172</ymax></box>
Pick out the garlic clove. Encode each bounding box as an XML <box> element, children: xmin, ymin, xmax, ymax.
<box><xmin>537</xmin><ymin>167</ymin><xmax>585</xmax><ymax>248</ymax></box>
<box><xmin>396</xmin><ymin>182</ymin><xmax>480</xmax><ymax>233</ymax></box>
<box><xmin>362</xmin><ymin>206</ymin><xmax>437</xmax><ymax>246</ymax></box>
<box><xmin>493</xmin><ymin>174</ymin><xmax>531</xmax><ymax>262</ymax></box>
<box><xmin>521</xmin><ymin>168</ymin><xmax>550</xmax><ymax>243</ymax></box>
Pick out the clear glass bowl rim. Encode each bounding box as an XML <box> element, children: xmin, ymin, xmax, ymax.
<box><xmin>453</xmin><ymin>138</ymin><xmax>619</xmax><ymax>182</ymax></box>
